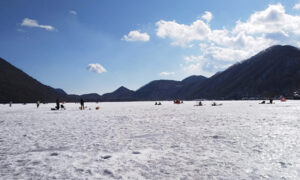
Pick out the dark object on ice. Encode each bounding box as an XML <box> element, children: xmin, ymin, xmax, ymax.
<box><xmin>103</xmin><ymin>169</ymin><xmax>113</xmax><ymax>175</ymax></box>
<box><xmin>132</xmin><ymin>151</ymin><xmax>141</xmax><ymax>154</ymax></box>
<box><xmin>56</xmin><ymin>98</ymin><xmax>60</xmax><ymax>110</ymax></box>
<box><xmin>259</xmin><ymin>100</ymin><xmax>266</xmax><ymax>104</ymax></box>
<box><xmin>50</xmin><ymin>152</ymin><xmax>59</xmax><ymax>156</ymax></box>
<box><xmin>212</xmin><ymin>102</ymin><xmax>222</xmax><ymax>106</ymax></box>
<box><xmin>60</xmin><ymin>104</ymin><xmax>65</xmax><ymax>110</ymax></box>
<box><xmin>195</xmin><ymin>101</ymin><xmax>203</xmax><ymax>106</ymax></box>
<box><xmin>212</xmin><ymin>135</ymin><xmax>225</xmax><ymax>139</ymax></box>
<box><xmin>102</xmin><ymin>155</ymin><xmax>112</xmax><ymax>159</ymax></box>
<box><xmin>36</xmin><ymin>101</ymin><xmax>40</xmax><ymax>108</ymax></box>
<box><xmin>174</xmin><ymin>99</ymin><xmax>182</xmax><ymax>104</ymax></box>
<box><xmin>80</xmin><ymin>99</ymin><xmax>84</xmax><ymax>110</ymax></box>
<box><xmin>269</xmin><ymin>98</ymin><xmax>273</xmax><ymax>104</ymax></box>
<box><xmin>155</xmin><ymin>102</ymin><xmax>162</xmax><ymax>105</ymax></box>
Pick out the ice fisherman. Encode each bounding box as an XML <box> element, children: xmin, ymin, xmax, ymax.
<box><xmin>56</xmin><ymin>99</ymin><xmax>60</xmax><ymax>110</ymax></box>
<box><xmin>80</xmin><ymin>99</ymin><xmax>84</xmax><ymax>110</ymax></box>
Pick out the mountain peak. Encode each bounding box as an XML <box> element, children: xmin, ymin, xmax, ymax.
<box><xmin>181</xmin><ymin>75</ymin><xmax>207</xmax><ymax>84</ymax></box>
<box><xmin>114</xmin><ymin>86</ymin><xmax>132</xmax><ymax>93</ymax></box>
<box><xmin>259</xmin><ymin>45</ymin><xmax>300</xmax><ymax>56</ymax></box>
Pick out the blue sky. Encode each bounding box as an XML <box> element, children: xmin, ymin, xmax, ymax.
<box><xmin>1</xmin><ymin>0</ymin><xmax>300</xmax><ymax>94</ymax></box>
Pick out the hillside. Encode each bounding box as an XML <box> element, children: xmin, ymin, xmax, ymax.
<box><xmin>186</xmin><ymin>45</ymin><xmax>300</xmax><ymax>99</ymax></box>
<box><xmin>2</xmin><ymin>45</ymin><xmax>300</xmax><ymax>102</ymax></box>
<box><xmin>0</xmin><ymin>58</ymin><xmax>70</xmax><ymax>103</ymax></box>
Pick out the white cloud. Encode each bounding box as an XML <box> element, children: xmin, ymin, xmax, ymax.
<box><xmin>69</xmin><ymin>10</ymin><xmax>77</xmax><ymax>15</ymax></box>
<box><xmin>293</xmin><ymin>2</ymin><xmax>300</xmax><ymax>9</ymax></box>
<box><xmin>156</xmin><ymin>4</ymin><xmax>300</xmax><ymax>76</ymax></box>
<box><xmin>156</xmin><ymin>19</ymin><xmax>210</xmax><ymax>47</ymax></box>
<box><xmin>184</xmin><ymin>55</ymin><xmax>205</xmax><ymax>63</ymax></box>
<box><xmin>21</xmin><ymin>18</ymin><xmax>55</xmax><ymax>31</ymax></box>
<box><xmin>87</xmin><ymin>63</ymin><xmax>107</xmax><ymax>74</ymax></box>
<box><xmin>181</xmin><ymin>61</ymin><xmax>214</xmax><ymax>77</ymax></box>
<box><xmin>201</xmin><ymin>11</ymin><xmax>213</xmax><ymax>22</ymax></box>
<box><xmin>233</xmin><ymin>4</ymin><xmax>300</xmax><ymax>35</ymax></box>
<box><xmin>122</xmin><ymin>30</ymin><xmax>150</xmax><ymax>42</ymax></box>
<box><xmin>159</xmin><ymin>72</ymin><xmax>175</xmax><ymax>76</ymax></box>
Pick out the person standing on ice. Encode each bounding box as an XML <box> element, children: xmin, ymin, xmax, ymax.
<box><xmin>56</xmin><ymin>99</ymin><xmax>60</xmax><ymax>110</ymax></box>
<box><xmin>36</xmin><ymin>101</ymin><xmax>40</xmax><ymax>108</ymax></box>
<box><xmin>80</xmin><ymin>99</ymin><xmax>84</xmax><ymax>110</ymax></box>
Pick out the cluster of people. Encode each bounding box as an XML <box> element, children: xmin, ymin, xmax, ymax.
<box><xmin>7</xmin><ymin>98</ymin><xmax>88</xmax><ymax>110</ymax></box>
<box><xmin>174</xmin><ymin>100</ymin><xmax>183</xmax><ymax>104</ymax></box>
<box><xmin>259</xmin><ymin>98</ymin><xmax>274</xmax><ymax>104</ymax></box>
<box><xmin>155</xmin><ymin>102</ymin><xmax>162</xmax><ymax>105</ymax></box>
<box><xmin>50</xmin><ymin>98</ymin><xmax>101</xmax><ymax>111</ymax></box>
<box><xmin>194</xmin><ymin>101</ymin><xmax>223</xmax><ymax>106</ymax></box>
<box><xmin>51</xmin><ymin>99</ymin><xmax>66</xmax><ymax>110</ymax></box>
<box><xmin>211</xmin><ymin>102</ymin><xmax>222</xmax><ymax>106</ymax></box>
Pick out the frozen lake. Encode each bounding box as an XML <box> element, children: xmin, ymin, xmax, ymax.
<box><xmin>0</xmin><ymin>101</ymin><xmax>299</xmax><ymax>179</ymax></box>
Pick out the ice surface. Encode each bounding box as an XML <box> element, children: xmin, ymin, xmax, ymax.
<box><xmin>0</xmin><ymin>101</ymin><xmax>299</xmax><ymax>179</ymax></box>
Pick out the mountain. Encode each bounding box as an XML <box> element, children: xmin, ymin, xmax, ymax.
<box><xmin>133</xmin><ymin>80</ymin><xmax>183</xmax><ymax>100</ymax></box>
<box><xmin>186</xmin><ymin>45</ymin><xmax>300</xmax><ymax>99</ymax></box>
<box><xmin>177</xmin><ymin>75</ymin><xmax>207</xmax><ymax>99</ymax></box>
<box><xmin>55</xmin><ymin>88</ymin><xmax>68</xmax><ymax>95</ymax></box>
<box><xmin>132</xmin><ymin>76</ymin><xmax>208</xmax><ymax>100</ymax></box>
<box><xmin>181</xmin><ymin>75</ymin><xmax>207</xmax><ymax>84</ymax></box>
<box><xmin>2</xmin><ymin>45</ymin><xmax>300</xmax><ymax>102</ymax></box>
<box><xmin>0</xmin><ymin>57</ymin><xmax>71</xmax><ymax>103</ymax></box>
<box><xmin>101</xmin><ymin>86</ymin><xmax>134</xmax><ymax>101</ymax></box>
<box><xmin>80</xmin><ymin>93</ymin><xmax>102</xmax><ymax>102</ymax></box>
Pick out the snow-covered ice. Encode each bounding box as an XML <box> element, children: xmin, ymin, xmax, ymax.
<box><xmin>0</xmin><ymin>101</ymin><xmax>299</xmax><ymax>179</ymax></box>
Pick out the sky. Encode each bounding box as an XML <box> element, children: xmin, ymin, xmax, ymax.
<box><xmin>1</xmin><ymin>0</ymin><xmax>300</xmax><ymax>95</ymax></box>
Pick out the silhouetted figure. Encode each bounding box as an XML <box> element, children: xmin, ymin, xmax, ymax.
<box><xmin>269</xmin><ymin>98</ymin><xmax>273</xmax><ymax>104</ymax></box>
<box><xmin>36</xmin><ymin>101</ymin><xmax>40</xmax><ymax>108</ymax></box>
<box><xmin>80</xmin><ymin>99</ymin><xmax>84</xmax><ymax>110</ymax></box>
<box><xmin>199</xmin><ymin>101</ymin><xmax>202</xmax><ymax>106</ymax></box>
<box><xmin>56</xmin><ymin>99</ymin><xmax>60</xmax><ymax>110</ymax></box>
<box><xmin>60</xmin><ymin>104</ymin><xmax>65</xmax><ymax>110</ymax></box>
<box><xmin>9</xmin><ymin>101</ymin><xmax>12</xmax><ymax>107</ymax></box>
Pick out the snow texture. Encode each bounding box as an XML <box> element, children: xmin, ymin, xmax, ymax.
<box><xmin>0</xmin><ymin>101</ymin><xmax>299</xmax><ymax>179</ymax></box>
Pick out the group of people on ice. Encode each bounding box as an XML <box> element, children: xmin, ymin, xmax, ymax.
<box><xmin>259</xmin><ymin>97</ymin><xmax>276</xmax><ymax>104</ymax></box>
<box><xmin>51</xmin><ymin>98</ymin><xmax>84</xmax><ymax>110</ymax></box>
